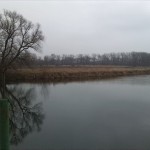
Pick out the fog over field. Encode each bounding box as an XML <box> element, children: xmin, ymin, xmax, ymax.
<box><xmin>1</xmin><ymin>0</ymin><xmax>150</xmax><ymax>56</ymax></box>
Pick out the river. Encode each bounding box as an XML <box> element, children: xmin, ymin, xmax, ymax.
<box><xmin>10</xmin><ymin>75</ymin><xmax>150</xmax><ymax>150</ymax></box>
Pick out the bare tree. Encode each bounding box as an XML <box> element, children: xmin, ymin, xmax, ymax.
<box><xmin>0</xmin><ymin>10</ymin><xmax>44</xmax><ymax>97</ymax></box>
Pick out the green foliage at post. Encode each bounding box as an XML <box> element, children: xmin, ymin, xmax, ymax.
<box><xmin>0</xmin><ymin>99</ymin><xmax>9</xmax><ymax>150</ymax></box>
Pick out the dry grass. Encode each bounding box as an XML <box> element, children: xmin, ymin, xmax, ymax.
<box><xmin>6</xmin><ymin>66</ymin><xmax>150</xmax><ymax>83</ymax></box>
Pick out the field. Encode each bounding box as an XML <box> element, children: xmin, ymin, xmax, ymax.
<box><xmin>6</xmin><ymin>66</ymin><xmax>150</xmax><ymax>83</ymax></box>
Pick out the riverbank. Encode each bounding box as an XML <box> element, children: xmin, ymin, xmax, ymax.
<box><xmin>6</xmin><ymin>66</ymin><xmax>150</xmax><ymax>83</ymax></box>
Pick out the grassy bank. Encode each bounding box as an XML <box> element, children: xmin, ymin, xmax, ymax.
<box><xmin>6</xmin><ymin>66</ymin><xmax>150</xmax><ymax>83</ymax></box>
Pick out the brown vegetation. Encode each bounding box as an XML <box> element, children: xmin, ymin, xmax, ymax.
<box><xmin>5</xmin><ymin>66</ymin><xmax>150</xmax><ymax>83</ymax></box>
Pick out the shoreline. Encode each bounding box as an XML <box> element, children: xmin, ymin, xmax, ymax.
<box><xmin>6</xmin><ymin>66</ymin><xmax>150</xmax><ymax>83</ymax></box>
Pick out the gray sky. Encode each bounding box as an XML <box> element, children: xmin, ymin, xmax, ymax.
<box><xmin>1</xmin><ymin>0</ymin><xmax>150</xmax><ymax>56</ymax></box>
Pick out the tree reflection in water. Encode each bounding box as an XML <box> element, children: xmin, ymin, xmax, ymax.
<box><xmin>0</xmin><ymin>85</ymin><xmax>44</xmax><ymax>145</ymax></box>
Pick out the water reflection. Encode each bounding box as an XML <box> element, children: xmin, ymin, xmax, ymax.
<box><xmin>2</xmin><ymin>75</ymin><xmax>150</xmax><ymax>150</ymax></box>
<box><xmin>0</xmin><ymin>85</ymin><xmax>44</xmax><ymax>146</ymax></box>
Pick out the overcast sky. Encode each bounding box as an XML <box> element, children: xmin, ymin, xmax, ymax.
<box><xmin>1</xmin><ymin>0</ymin><xmax>150</xmax><ymax>56</ymax></box>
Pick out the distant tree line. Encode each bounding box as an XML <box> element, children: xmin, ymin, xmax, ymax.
<box><xmin>21</xmin><ymin>52</ymin><xmax>150</xmax><ymax>67</ymax></box>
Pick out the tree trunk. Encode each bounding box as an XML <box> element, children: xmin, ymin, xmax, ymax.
<box><xmin>1</xmin><ymin>72</ymin><xmax>6</xmax><ymax>98</ymax></box>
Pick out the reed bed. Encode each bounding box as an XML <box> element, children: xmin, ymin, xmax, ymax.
<box><xmin>6</xmin><ymin>66</ymin><xmax>150</xmax><ymax>83</ymax></box>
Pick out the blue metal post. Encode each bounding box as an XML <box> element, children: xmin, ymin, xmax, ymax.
<box><xmin>0</xmin><ymin>99</ymin><xmax>9</xmax><ymax>150</ymax></box>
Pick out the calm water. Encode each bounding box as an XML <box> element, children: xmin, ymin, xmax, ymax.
<box><xmin>10</xmin><ymin>75</ymin><xmax>150</xmax><ymax>150</ymax></box>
